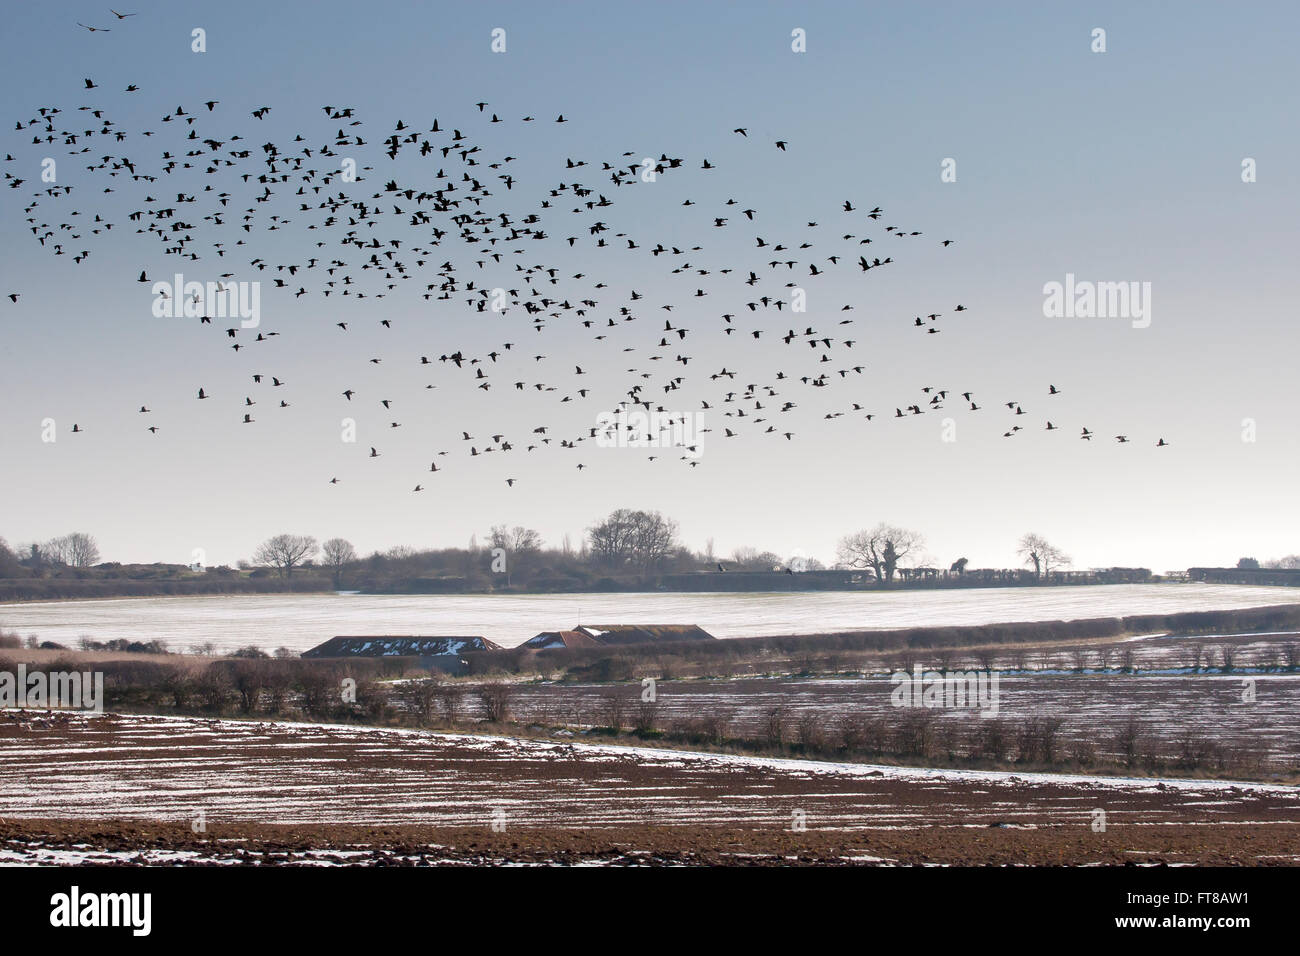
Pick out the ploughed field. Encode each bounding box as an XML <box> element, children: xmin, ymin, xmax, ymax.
<box><xmin>1</xmin><ymin>712</ymin><xmax>1297</xmax><ymax>865</ymax></box>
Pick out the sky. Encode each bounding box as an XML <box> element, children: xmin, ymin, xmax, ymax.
<box><xmin>0</xmin><ymin>1</ymin><xmax>1297</xmax><ymax>573</ymax></box>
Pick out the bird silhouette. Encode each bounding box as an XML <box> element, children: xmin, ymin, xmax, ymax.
<box><xmin>0</xmin><ymin>86</ymin><xmax>1166</xmax><ymax>497</ymax></box>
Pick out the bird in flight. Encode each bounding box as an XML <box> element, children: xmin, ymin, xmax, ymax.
<box><xmin>0</xmin><ymin>86</ymin><xmax>1166</xmax><ymax>498</ymax></box>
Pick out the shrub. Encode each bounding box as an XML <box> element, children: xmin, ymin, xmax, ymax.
<box><xmin>634</xmin><ymin>697</ymin><xmax>660</xmax><ymax>733</ymax></box>
<box><xmin>972</xmin><ymin>718</ymin><xmax>1009</xmax><ymax>762</ymax></box>
<box><xmin>193</xmin><ymin>665</ymin><xmax>232</xmax><ymax>712</ymax></box>
<box><xmin>399</xmin><ymin>679</ymin><xmax>440</xmax><ymax>726</ymax></box>
<box><xmin>1114</xmin><ymin>717</ymin><xmax>1144</xmax><ymax>769</ymax></box>
<box><xmin>598</xmin><ymin>691</ymin><xmax>627</xmax><ymax>731</ymax></box>
<box><xmin>297</xmin><ymin>664</ymin><xmax>339</xmax><ymax>717</ymax></box>
<box><xmin>479</xmin><ymin>683</ymin><xmax>513</xmax><ymax>723</ymax></box>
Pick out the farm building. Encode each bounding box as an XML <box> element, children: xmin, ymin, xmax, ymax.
<box><xmin>302</xmin><ymin>635</ymin><xmax>501</xmax><ymax>674</ymax></box>
<box><xmin>520</xmin><ymin>624</ymin><xmax>716</xmax><ymax>649</ymax></box>
<box><xmin>519</xmin><ymin>630</ymin><xmax>603</xmax><ymax>650</ymax></box>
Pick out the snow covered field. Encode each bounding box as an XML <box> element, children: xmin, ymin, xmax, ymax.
<box><xmin>3</xmin><ymin>583</ymin><xmax>1297</xmax><ymax>652</ymax></box>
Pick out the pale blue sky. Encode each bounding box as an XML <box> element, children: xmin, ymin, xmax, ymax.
<box><xmin>1</xmin><ymin>1</ymin><xmax>1297</xmax><ymax>572</ymax></box>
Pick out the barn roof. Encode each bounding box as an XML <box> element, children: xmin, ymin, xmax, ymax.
<box><xmin>519</xmin><ymin>630</ymin><xmax>602</xmax><ymax>650</ymax></box>
<box><xmin>302</xmin><ymin>636</ymin><xmax>500</xmax><ymax>658</ymax></box>
<box><xmin>572</xmin><ymin>624</ymin><xmax>715</xmax><ymax>645</ymax></box>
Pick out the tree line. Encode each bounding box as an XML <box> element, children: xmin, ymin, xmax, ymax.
<box><xmin>2</xmin><ymin>516</ymin><xmax>1085</xmax><ymax>593</ymax></box>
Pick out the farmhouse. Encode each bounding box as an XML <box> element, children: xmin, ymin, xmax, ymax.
<box><xmin>302</xmin><ymin>635</ymin><xmax>501</xmax><ymax>674</ymax></box>
<box><xmin>520</xmin><ymin>624</ymin><xmax>716</xmax><ymax>649</ymax></box>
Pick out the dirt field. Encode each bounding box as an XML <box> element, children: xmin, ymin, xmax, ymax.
<box><xmin>1</xmin><ymin>712</ymin><xmax>1297</xmax><ymax>865</ymax></box>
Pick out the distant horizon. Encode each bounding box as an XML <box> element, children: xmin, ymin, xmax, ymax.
<box><xmin>3</xmin><ymin>518</ymin><xmax>1292</xmax><ymax>575</ymax></box>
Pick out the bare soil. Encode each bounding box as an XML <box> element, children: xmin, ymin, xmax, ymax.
<box><xmin>1</xmin><ymin>712</ymin><xmax>1297</xmax><ymax>865</ymax></box>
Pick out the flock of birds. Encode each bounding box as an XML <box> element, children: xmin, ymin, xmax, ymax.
<box><xmin>3</xmin><ymin>17</ymin><xmax>1167</xmax><ymax>494</ymax></box>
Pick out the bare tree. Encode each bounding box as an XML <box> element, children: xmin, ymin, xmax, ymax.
<box><xmin>730</xmin><ymin>546</ymin><xmax>783</xmax><ymax>570</ymax></box>
<box><xmin>587</xmin><ymin>509</ymin><xmax>679</xmax><ymax>571</ymax></box>
<box><xmin>42</xmin><ymin>536</ymin><xmax>69</xmax><ymax>566</ymax></box>
<box><xmin>599</xmin><ymin>691</ymin><xmax>627</xmax><ymax>731</ymax></box>
<box><xmin>297</xmin><ymin>665</ymin><xmax>337</xmax><ymax>717</ymax></box>
<box><xmin>66</xmin><ymin>532</ymin><xmax>101</xmax><ymax>567</ymax></box>
<box><xmin>0</xmin><ymin>537</ymin><xmax>21</xmax><ymax>577</ymax></box>
<box><xmin>400</xmin><ymin>679</ymin><xmax>441</xmax><ymax>726</ymax></box>
<box><xmin>229</xmin><ymin>660</ymin><xmax>265</xmax><ymax>714</ymax></box>
<box><xmin>159</xmin><ymin>665</ymin><xmax>195</xmax><ymax>710</ymax></box>
<box><xmin>479</xmin><ymin>683</ymin><xmax>513</xmax><ymax>723</ymax></box>
<box><xmin>194</xmin><ymin>665</ymin><xmax>232</xmax><ymax>712</ymax></box>
<box><xmin>321</xmin><ymin>537</ymin><xmax>356</xmax><ymax>588</ymax></box>
<box><xmin>762</xmin><ymin>705</ymin><xmax>786</xmax><ymax>747</ymax></box>
<box><xmin>437</xmin><ymin>684</ymin><xmax>461</xmax><ymax>725</ymax></box>
<box><xmin>795</xmin><ymin>712</ymin><xmax>824</xmax><ymax>751</ymax></box>
<box><xmin>44</xmin><ymin>532</ymin><xmax>101</xmax><ymax>568</ymax></box>
<box><xmin>1114</xmin><ymin>717</ymin><xmax>1144</xmax><ymax>768</ymax></box>
<box><xmin>896</xmin><ymin>711</ymin><xmax>937</xmax><ymax>757</ymax></box>
<box><xmin>973</xmin><ymin>719</ymin><xmax>1010</xmax><ymax>762</ymax></box>
<box><xmin>634</xmin><ymin>696</ymin><xmax>660</xmax><ymax>733</ymax></box>
<box><xmin>253</xmin><ymin>534</ymin><xmax>318</xmax><ymax>578</ymax></box>
<box><xmin>837</xmin><ymin>523</ymin><xmax>924</xmax><ymax>583</ymax></box>
<box><xmin>699</xmin><ymin>708</ymin><xmax>730</xmax><ymax>744</ymax></box>
<box><xmin>1037</xmin><ymin>716</ymin><xmax>1066</xmax><ymax>763</ymax></box>
<box><xmin>263</xmin><ymin>663</ymin><xmax>293</xmax><ymax>714</ymax></box>
<box><xmin>1017</xmin><ymin>533</ymin><xmax>1070</xmax><ymax>580</ymax></box>
<box><xmin>353</xmin><ymin>678</ymin><xmax>390</xmax><ymax>720</ymax></box>
<box><xmin>487</xmin><ymin>525</ymin><xmax>543</xmax><ymax>585</ymax></box>
<box><xmin>488</xmin><ymin>525</ymin><xmax>543</xmax><ymax>554</ymax></box>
